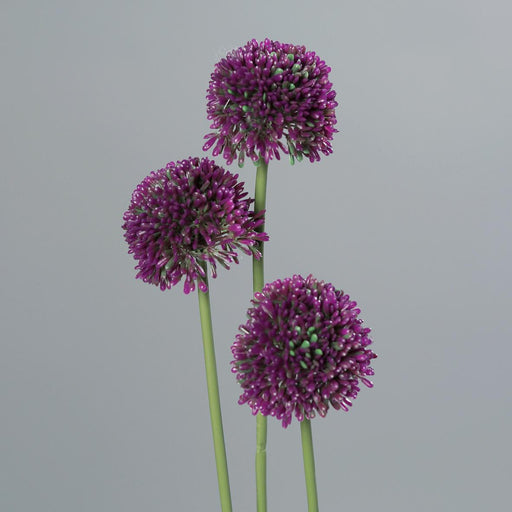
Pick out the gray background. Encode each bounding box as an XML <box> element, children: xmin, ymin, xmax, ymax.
<box><xmin>2</xmin><ymin>0</ymin><xmax>511</xmax><ymax>510</ymax></box>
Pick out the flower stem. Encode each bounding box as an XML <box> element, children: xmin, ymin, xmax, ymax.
<box><xmin>197</xmin><ymin>262</ymin><xmax>233</xmax><ymax>512</ymax></box>
<box><xmin>256</xmin><ymin>413</ymin><xmax>267</xmax><ymax>512</ymax></box>
<box><xmin>252</xmin><ymin>159</ymin><xmax>268</xmax><ymax>292</ymax></box>
<box><xmin>300</xmin><ymin>419</ymin><xmax>319</xmax><ymax>512</ymax></box>
<box><xmin>253</xmin><ymin>159</ymin><xmax>269</xmax><ymax>512</ymax></box>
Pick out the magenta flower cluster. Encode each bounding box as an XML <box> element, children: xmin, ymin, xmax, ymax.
<box><xmin>122</xmin><ymin>157</ymin><xmax>268</xmax><ymax>294</ymax></box>
<box><xmin>203</xmin><ymin>38</ymin><xmax>338</xmax><ymax>166</ymax></box>
<box><xmin>231</xmin><ymin>275</ymin><xmax>376</xmax><ymax>427</ymax></box>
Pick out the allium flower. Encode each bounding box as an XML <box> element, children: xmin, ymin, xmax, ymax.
<box><xmin>203</xmin><ymin>38</ymin><xmax>338</xmax><ymax>166</ymax></box>
<box><xmin>122</xmin><ymin>157</ymin><xmax>268</xmax><ymax>294</ymax></box>
<box><xmin>231</xmin><ymin>275</ymin><xmax>376</xmax><ymax>428</ymax></box>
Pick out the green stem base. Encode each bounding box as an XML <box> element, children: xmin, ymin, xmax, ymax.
<box><xmin>197</xmin><ymin>263</ymin><xmax>233</xmax><ymax>512</ymax></box>
<box><xmin>301</xmin><ymin>419</ymin><xmax>319</xmax><ymax>512</ymax></box>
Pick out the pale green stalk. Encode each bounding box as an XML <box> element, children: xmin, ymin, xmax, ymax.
<box><xmin>301</xmin><ymin>419</ymin><xmax>319</xmax><ymax>512</ymax></box>
<box><xmin>197</xmin><ymin>262</ymin><xmax>233</xmax><ymax>512</ymax></box>
<box><xmin>252</xmin><ymin>160</ymin><xmax>269</xmax><ymax>512</ymax></box>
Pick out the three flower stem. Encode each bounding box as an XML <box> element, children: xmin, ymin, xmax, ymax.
<box><xmin>253</xmin><ymin>160</ymin><xmax>269</xmax><ymax>512</ymax></box>
<box><xmin>197</xmin><ymin>261</ymin><xmax>233</xmax><ymax>512</ymax></box>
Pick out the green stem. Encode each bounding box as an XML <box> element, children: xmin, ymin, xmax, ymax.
<box><xmin>252</xmin><ymin>160</ymin><xmax>268</xmax><ymax>292</ymax></box>
<box><xmin>256</xmin><ymin>413</ymin><xmax>267</xmax><ymax>512</ymax></box>
<box><xmin>300</xmin><ymin>419</ymin><xmax>319</xmax><ymax>512</ymax></box>
<box><xmin>197</xmin><ymin>262</ymin><xmax>233</xmax><ymax>512</ymax></box>
<box><xmin>253</xmin><ymin>159</ymin><xmax>269</xmax><ymax>512</ymax></box>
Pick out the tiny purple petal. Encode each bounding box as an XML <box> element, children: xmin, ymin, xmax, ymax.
<box><xmin>231</xmin><ymin>275</ymin><xmax>376</xmax><ymax>427</ymax></box>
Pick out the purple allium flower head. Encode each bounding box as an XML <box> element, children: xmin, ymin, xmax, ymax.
<box><xmin>122</xmin><ymin>157</ymin><xmax>268</xmax><ymax>294</ymax></box>
<box><xmin>203</xmin><ymin>38</ymin><xmax>338</xmax><ymax>166</ymax></box>
<box><xmin>231</xmin><ymin>275</ymin><xmax>376</xmax><ymax>428</ymax></box>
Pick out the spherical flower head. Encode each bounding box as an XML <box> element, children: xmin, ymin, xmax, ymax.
<box><xmin>122</xmin><ymin>157</ymin><xmax>268</xmax><ymax>294</ymax></box>
<box><xmin>231</xmin><ymin>275</ymin><xmax>376</xmax><ymax>428</ymax></box>
<box><xmin>203</xmin><ymin>38</ymin><xmax>338</xmax><ymax>167</ymax></box>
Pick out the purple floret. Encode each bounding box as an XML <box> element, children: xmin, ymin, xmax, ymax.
<box><xmin>122</xmin><ymin>157</ymin><xmax>268</xmax><ymax>293</ymax></box>
<box><xmin>231</xmin><ymin>275</ymin><xmax>376</xmax><ymax>427</ymax></box>
<box><xmin>204</xmin><ymin>39</ymin><xmax>338</xmax><ymax>166</ymax></box>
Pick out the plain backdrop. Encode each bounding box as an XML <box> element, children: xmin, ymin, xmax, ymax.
<box><xmin>1</xmin><ymin>1</ymin><xmax>511</xmax><ymax>511</ymax></box>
